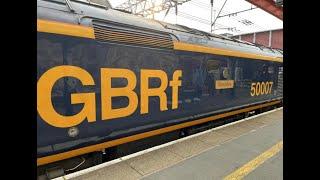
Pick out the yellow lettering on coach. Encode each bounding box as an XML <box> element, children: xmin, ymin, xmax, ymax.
<box><xmin>140</xmin><ymin>69</ymin><xmax>168</xmax><ymax>114</ymax></box>
<box><xmin>37</xmin><ymin>66</ymin><xmax>183</xmax><ymax>128</ymax></box>
<box><xmin>169</xmin><ymin>70</ymin><xmax>182</xmax><ymax>109</ymax></box>
<box><xmin>37</xmin><ymin>65</ymin><xmax>96</xmax><ymax>128</ymax></box>
<box><xmin>101</xmin><ymin>68</ymin><xmax>138</xmax><ymax>120</ymax></box>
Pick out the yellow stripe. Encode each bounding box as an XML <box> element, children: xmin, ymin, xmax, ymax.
<box><xmin>173</xmin><ymin>41</ymin><xmax>283</xmax><ymax>63</ymax></box>
<box><xmin>224</xmin><ymin>140</ymin><xmax>283</xmax><ymax>180</ymax></box>
<box><xmin>37</xmin><ymin>19</ymin><xmax>95</xmax><ymax>39</ymax></box>
<box><xmin>37</xmin><ymin>100</ymin><xmax>280</xmax><ymax>166</ymax></box>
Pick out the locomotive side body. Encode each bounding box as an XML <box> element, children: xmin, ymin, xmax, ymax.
<box><xmin>37</xmin><ymin>0</ymin><xmax>283</xmax><ymax>166</ymax></box>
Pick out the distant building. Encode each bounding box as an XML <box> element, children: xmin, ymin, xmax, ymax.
<box><xmin>232</xmin><ymin>29</ymin><xmax>283</xmax><ymax>50</ymax></box>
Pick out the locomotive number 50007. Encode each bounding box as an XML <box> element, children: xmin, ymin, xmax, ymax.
<box><xmin>250</xmin><ymin>81</ymin><xmax>273</xmax><ymax>96</ymax></box>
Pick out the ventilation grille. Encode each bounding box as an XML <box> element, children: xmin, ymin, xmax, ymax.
<box><xmin>93</xmin><ymin>21</ymin><xmax>173</xmax><ymax>49</ymax></box>
<box><xmin>277</xmin><ymin>67</ymin><xmax>283</xmax><ymax>96</ymax></box>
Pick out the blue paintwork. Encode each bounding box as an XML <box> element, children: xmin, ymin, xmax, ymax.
<box><xmin>37</xmin><ymin>32</ymin><xmax>282</xmax><ymax>157</ymax></box>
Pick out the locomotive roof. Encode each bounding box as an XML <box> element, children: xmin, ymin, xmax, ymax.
<box><xmin>37</xmin><ymin>0</ymin><xmax>283</xmax><ymax>61</ymax></box>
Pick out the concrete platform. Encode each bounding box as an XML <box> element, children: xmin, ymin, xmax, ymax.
<box><xmin>58</xmin><ymin>108</ymin><xmax>283</xmax><ymax>180</ymax></box>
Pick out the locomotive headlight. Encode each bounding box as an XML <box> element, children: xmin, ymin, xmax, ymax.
<box><xmin>68</xmin><ymin>127</ymin><xmax>79</xmax><ymax>137</ymax></box>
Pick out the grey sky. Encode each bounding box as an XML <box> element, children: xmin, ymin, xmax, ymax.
<box><xmin>108</xmin><ymin>0</ymin><xmax>283</xmax><ymax>36</ymax></box>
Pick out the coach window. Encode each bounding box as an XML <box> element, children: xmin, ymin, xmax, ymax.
<box><xmin>207</xmin><ymin>59</ymin><xmax>220</xmax><ymax>81</ymax></box>
<box><xmin>267</xmin><ymin>65</ymin><xmax>275</xmax><ymax>81</ymax></box>
<box><xmin>234</xmin><ymin>60</ymin><xmax>243</xmax><ymax>82</ymax></box>
<box><xmin>254</xmin><ymin>63</ymin><xmax>269</xmax><ymax>81</ymax></box>
<box><xmin>241</xmin><ymin>60</ymin><xmax>254</xmax><ymax>81</ymax></box>
<box><xmin>176</xmin><ymin>53</ymin><xmax>207</xmax><ymax>102</ymax></box>
<box><xmin>209</xmin><ymin>57</ymin><xmax>232</xmax><ymax>80</ymax></box>
<box><xmin>206</xmin><ymin>58</ymin><xmax>221</xmax><ymax>95</ymax></box>
<box><xmin>224</xmin><ymin>59</ymin><xmax>234</xmax><ymax>80</ymax></box>
<box><xmin>206</xmin><ymin>57</ymin><xmax>233</xmax><ymax>94</ymax></box>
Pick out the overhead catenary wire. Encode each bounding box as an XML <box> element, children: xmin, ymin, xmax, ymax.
<box><xmin>188</xmin><ymin>0</ymin><xmax>265</xmax><ymax>31</ymax></box>
<box><xmin>116</xmin><ymin>0</ymin><xmax>266</xmax><ymax>34</ymax></box>
<box><xmin>164</xmin><ymin>10</ymin><xmax>244</xmax><ymax>34</ymax></box>
<box><xmin>173</xmin><ymin>11</ymin><xmax>241</xmax><ymax>32</ymax></box>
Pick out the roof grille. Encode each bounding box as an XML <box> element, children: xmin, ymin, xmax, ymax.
<box><xmin>93</xmin><ymin>21</ymin><xmax>173</xmax><ymax>50</ymax></box>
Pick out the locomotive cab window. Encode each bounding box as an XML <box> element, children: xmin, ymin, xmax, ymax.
<box><xmin>206</xmin><ymin>57</ymin><xmax>234</xmax><ymax>95</ymax></box>
<box><xmin>207</xmin><ymin>59</ymin><xmax>220</xmax><ymax>80</ymax></box>
<box><xmin>207</xmin><ymin>58</ymin><xmax>234</xmax><ymax>81</ymax></box>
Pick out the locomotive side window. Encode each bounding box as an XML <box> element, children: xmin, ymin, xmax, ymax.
<box><xmin>223</xmin><ymin>59</ymin><xmax>234</xmax><ymax>80</ymax></box>
<box><xmin>176</xmin><ymin>53</ymin><xmax>209</xmax><ymax>102</ymax></box>
<box><xmin>206</xmin><ymin>59</ymin><xmax>221</xmax><ymax>95</ymax></box>
<box><xmin>178</xmin><ymin>54</ymin><xmax>205</xmax><ymax>90</ymax></box>
<box><xmin>206</xmin><ymin>57</ymin><xmax>234</xmax><ymax>96</ymax></box>
<box><xmin>234</xmin><ymin>60</ymin><xmax>243</xmax><ymax>82</ymax></box>
<box><xmin>239</xmin><ymin>60</ymin><xmax>254</xmax><ymax>81</ymax></box>
<box><xmin>207</xmin><ymin>58</ymin><xmax>232</xmax><ymax>80</ymax></box>
<box><xmin>207</xmin><ymin>59</ymin><xmax>220</xmax><ymax>81</ymax></box>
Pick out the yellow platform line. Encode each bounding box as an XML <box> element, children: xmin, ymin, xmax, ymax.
<box><xmin>224</xmin><ymin>140</ymin><xmax>283</xmax><ymax>180</ymax></box>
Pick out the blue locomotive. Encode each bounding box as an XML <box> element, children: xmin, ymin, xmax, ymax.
<box><xmin>37</xmin><ymin>0</ymin><xmax>283</xmax><ymax>177</ymax></box>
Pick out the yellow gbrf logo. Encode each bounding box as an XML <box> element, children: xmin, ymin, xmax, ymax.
<box><xmin>37</xmin><ymin>65</ymin><xmax>182</xmax><ymax>128</ymax></box>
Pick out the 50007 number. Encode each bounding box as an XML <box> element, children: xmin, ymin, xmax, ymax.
<box><xmin>250</xmin><ymin>81</ymin><xmax>273</xmax><ymax>96</ymax></box>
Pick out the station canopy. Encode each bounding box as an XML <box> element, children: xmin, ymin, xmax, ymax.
<box><xmin>109</xmin><ymin>0</ymin><xmax>283</xmax><ymax>36</ymax></box>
